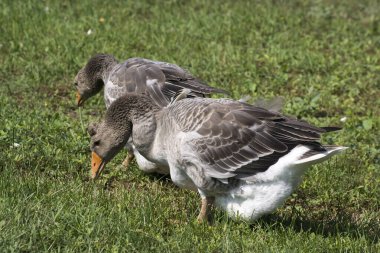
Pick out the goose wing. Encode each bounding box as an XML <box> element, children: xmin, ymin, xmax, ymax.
<box><xmin>169</xmin><ymin>98</ymin><xmax>327</xmax><ymax>180</ymax></box>
<box><xmin>110</xmin><ymin>58</ymin><xmax>228</xmax><ymax>104</ymax></box>
<box><xmin>125</xmin><ymin>58</ymin><xmax>228</xmax><ymax>95</ymax></box>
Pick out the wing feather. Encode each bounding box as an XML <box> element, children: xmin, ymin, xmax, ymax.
<box><xmin>169</xmin><ymin>98</ymin><xmax>328</xmax><ymax>181</ymax></box>
<box><xmin>109</xmin><ymin>58</ymin><xmax>228</xmax><ymax>107</ymax></box>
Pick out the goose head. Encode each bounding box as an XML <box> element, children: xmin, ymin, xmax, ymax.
<box><xmin>88</xmin><ymin>105</ymin><xmax>132</xmax><ymax>179</ymax></box>
<box><xmin>74</xmin><ymin>54</ymin><xmax>118</xmax><ymax>106</ymax></box>
<box><xmin>88</xmin><ymin>94</ymin><xmax>159</xmax><ymax>179</ymax></box>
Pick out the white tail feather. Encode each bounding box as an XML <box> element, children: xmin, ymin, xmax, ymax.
<box><xmin>294</xmin><ymin>146</ymin><xmax>348</xmax><ymax>166</ymax></box>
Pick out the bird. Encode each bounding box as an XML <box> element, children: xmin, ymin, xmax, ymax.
<box><xmin>74</xmin><ymin>54</ymin><xmax>228</xmax><ymax>107</ymax></box>
<box><xmin>74</xmin><ymin>53</ymin><xmax>228</xmax><ymax>172</ymax></box>
<box><xmin>87</xmin><ymin>93</ymin><xmax>347</xmax><ymax>223</ymax></box>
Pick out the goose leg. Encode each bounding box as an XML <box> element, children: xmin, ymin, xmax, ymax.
<box><xmin>197</xmin><ymin>196</ymin><xmax>215</xmax><ymax>224</ymax></box>
<box><xmin>122</xmin><ymin>151</ymin><xmax>135</xmax><ymax>168</ymax></box>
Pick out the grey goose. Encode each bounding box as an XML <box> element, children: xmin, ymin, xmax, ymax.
<box><xmin>74</xmin><ymin>54</ymin><xmax>228</xmax><ymax>171</ymax></box>
<box><xmin>88</xmin><ymin>94</ymin><xmax>347</xmax><ymax>223</ymax></box>
<box><xmin>74</xmin><ymin>54</ymin><xmax>228</xmax><ymax>108</ymax></box>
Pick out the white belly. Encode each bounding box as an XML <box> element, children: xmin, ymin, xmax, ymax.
<box><xmin>169</xmin><ymin>145</ymin><xmax>321</xmax><ymax>222</ymax></box>
<box><xmin>212</xmin><ymin>145</ymin><xmax>345</xmax><ymax>222</ymax></box>
<box><xmin>215</xmin><ymin>180</ymin><xmax>295</xmax><ymax>221</ymax></box>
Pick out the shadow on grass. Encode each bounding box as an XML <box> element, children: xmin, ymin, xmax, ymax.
<box><xmin>257</xmin><ymin>213</ymin><xmax>380</xmax><ymax>244</ymax></box>
<box><xmin>103</xmin><ymin>171</ymin><xmax>174</xmax><ymax>191</ymax></box>
<box><xmin>101</xmin><ymin>169</ymin><xmax>379</xmax><ymax>244</ymax></box>
<box><xmin>145</xmin><ymin>173</ymin><xmax>173</xmax><ymax>184</ymax></box>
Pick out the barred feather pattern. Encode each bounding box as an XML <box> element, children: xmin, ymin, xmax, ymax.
<box><xmin>167</xmin><ymin>97</ymin><xmax>330</xmax><ymax>181</ymax></box>
<box><xmin>106</xmin><ymin>57</ymin><xmax>228</xmax><ymax>107</ymax></box>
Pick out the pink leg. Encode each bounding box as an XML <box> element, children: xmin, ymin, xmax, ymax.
<box><xmin>122</xmin><ymin>152</ymin><xmax>135</xmax><ymax>168</ymax></box>
<box><xmin>197</xmin><ymin>196</ymin><xmax>215</xmax><ymax>224</ymax></box>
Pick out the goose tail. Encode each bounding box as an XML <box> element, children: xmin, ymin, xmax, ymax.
<box><xmin>294</xmin><ymin>145</ymin><xmax>348</xmax><ymax>166</ymax></box>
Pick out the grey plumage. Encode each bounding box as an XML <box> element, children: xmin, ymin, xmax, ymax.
<box><xmin>108</xmin><ymin>57</ymin><xmax>228</xmax><ymax>107</ymax></box>
<box><xmin>93</xmin><ymin>95</ymin><xmax>341</xmax><ymax>182</ymax></box>
<box><xmin>90</xmin><ymin>94</ymin><xmax>346</xmax><ymax>222</ymax></box>
<box><xmin>76</xmin><ymin>54</ymin><xmax>230</xmax><ymax>175</ymax></box>
<box><xmin>75</xmin><ymin>54</ymin><xmax>229</xmax><ymax>108</ymax></box>
<box><xmin>167</xmin><ymin>98</ymin><xmax>333</xmax><ymax>180</ymax></box>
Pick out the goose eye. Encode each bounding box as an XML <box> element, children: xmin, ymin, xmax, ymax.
<box><xmin>74</xmin><ymin>82</ymin><xmax>78</xmax><ymax>87</ymax></box>
<box><xmin>93</xmin><ymin>140</ymin><xmax>100</xmax><ymax>146</ymax></box>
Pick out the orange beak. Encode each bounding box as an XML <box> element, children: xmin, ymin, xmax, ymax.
<box><xmin>76</xmin><ymin>91</ymin><xmax>83</xmax><ymax>106</ymax></box>
<box><xmin>91</xmin><ymin>151</ymin><xmax>105</xmax><ymax>179</ymax></box>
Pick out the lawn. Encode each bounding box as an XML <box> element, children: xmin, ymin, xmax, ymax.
<box><xmin>0</xmin><ymin>0</ymin><xmax>379</xmax><ymax>252</ymax></box>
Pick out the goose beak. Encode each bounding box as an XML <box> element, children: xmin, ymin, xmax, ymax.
<box><xmin>76</xmin><ymin>91</ymin><xmax>84</xmax><ymax>107</ymax></box>
<box><xmin>91</xmin><ymin>151</ymin><xmax>106</xmax><ymax>179</ymax></box>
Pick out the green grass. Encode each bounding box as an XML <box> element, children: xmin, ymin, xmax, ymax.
<box><xmin>1</xmin><ymin>0</ymin><xmax>379</xmax><ymax>251</ymax></box>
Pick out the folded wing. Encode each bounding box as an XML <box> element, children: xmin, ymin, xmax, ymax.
<box><xmin>169</xmin><ymin>98</ymin><xmax>330</xmax><ymax>180</ymax></box>
<box><xmin>109</xmin><ymin>58</ymin><xmax>228</xmax><ymax>107</ymax></box>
